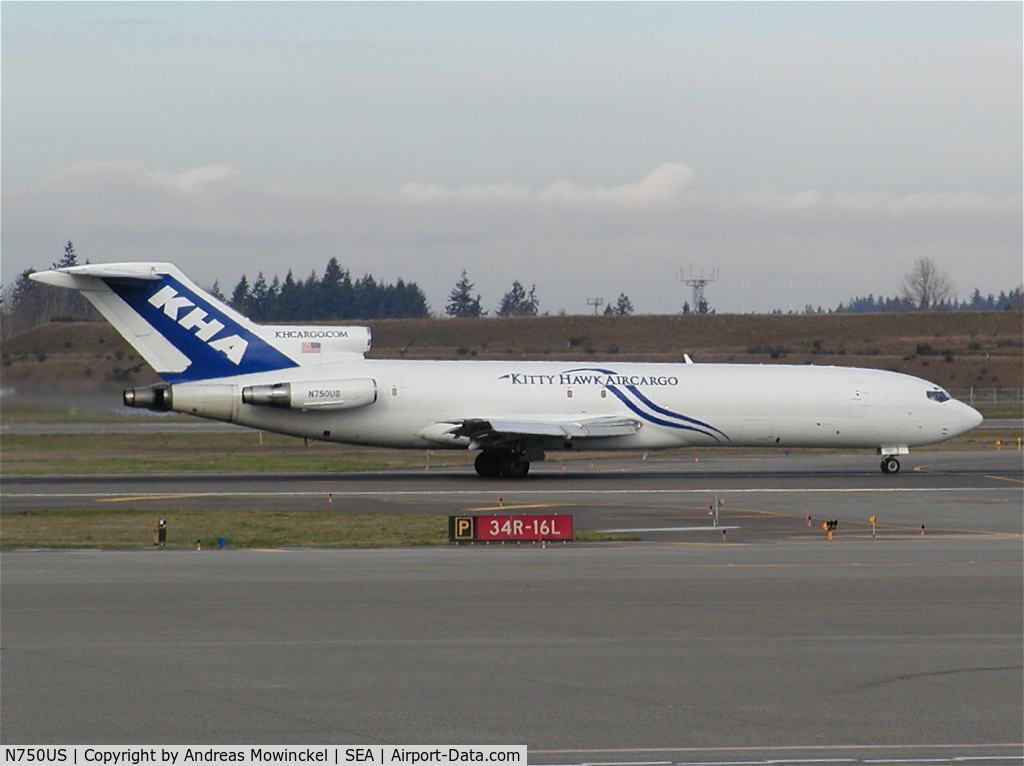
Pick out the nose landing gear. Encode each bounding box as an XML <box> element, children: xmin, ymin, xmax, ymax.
<box><xmin>880</xmin><ymin>457</ymin><xmax>901</xmax><ymax>474</ymax></box>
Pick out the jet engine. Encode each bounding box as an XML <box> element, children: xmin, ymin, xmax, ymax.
<box><xmin>241</xmin><ymin>378</ymin><xmax>377</xmax><ymax>411</ymax></box>
<box><xmin>124</xmin><ymin>383</ymin><xmax>238</xmax><ymax>420</ymax></box>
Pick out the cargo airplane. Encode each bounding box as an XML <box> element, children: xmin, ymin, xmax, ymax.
<box><xmin>31</xmin><ymin>263</ymin><xmax>983</xmax><ymax>477</ymax></box>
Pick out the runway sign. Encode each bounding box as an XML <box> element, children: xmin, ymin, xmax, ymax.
<box><xmin>449</xmin><ymin>514</ymin><xmax>573</xmax><ymax>543</ymax></box>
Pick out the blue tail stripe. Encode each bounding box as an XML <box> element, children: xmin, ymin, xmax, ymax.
<box><xmin>105</xmin><ymin>275</ymin><xmax>297</xmax><ymax>383</ymax></box>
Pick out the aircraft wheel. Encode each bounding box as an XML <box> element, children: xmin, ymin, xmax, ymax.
<box><xmin>503</xmin><ymin>457</ymin><xmax>530</xmax><ymax>479</ymax></box>
<box><xmin>474</xmin><ymin>451</ymin><xmax>503</xmax><ymax>478</ymax></box>
<box><xmin>880</xmin><ymin>457</ymin><xmax>900</xmax><ymax>474</ymax></box>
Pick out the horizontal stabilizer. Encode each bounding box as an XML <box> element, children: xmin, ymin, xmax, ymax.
<box><xmin>33</xmin><ymin>264</ymin><xmax>164</xmax><ymax>283</ymax></box>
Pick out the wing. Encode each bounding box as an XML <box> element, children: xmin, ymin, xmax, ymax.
<box><xmin>437</xmin><ymin>415</ymin><xmax>642</xmax><ymax>449</ymax></box>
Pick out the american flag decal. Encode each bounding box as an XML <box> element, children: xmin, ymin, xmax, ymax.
<box><xmin>301</xmin><ymin>341</ymin><xmax>321</xmax><ymax>353</ymax></box>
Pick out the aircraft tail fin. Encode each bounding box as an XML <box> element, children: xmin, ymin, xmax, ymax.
<box><xmin>30</xmin><ymin>262</ymin><xmax>305</xmax><ymax>383</ymax></box>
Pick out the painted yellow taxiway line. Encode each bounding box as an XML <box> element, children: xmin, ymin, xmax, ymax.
<box><xmin>986</xmin><ymin>473</ymin><xmax>1024</xmax><ymax>485</ymax></box>
<box><xmin>463</xmin><ymin>502</ymin><xmax>573</xmax><ymax>512</ymax></box>
<box><xmin>96</xmin><ymin>493</ymin><xmax>219</xmax><ymax>503</ymax></box>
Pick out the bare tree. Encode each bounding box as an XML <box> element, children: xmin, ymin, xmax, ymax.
<box><xmin>900</xmin><ymin>257</ymin><xmax>953</xmax><ymax>310</ymax></box>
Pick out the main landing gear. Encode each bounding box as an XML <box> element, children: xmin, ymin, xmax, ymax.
<box><xmin>880</xmin><ymin>457</ymin><xmax>901</xmax><ymax>474</ymax></box>
<box><xmin>474</xmin><ymin>450</ymin><xmax>530</xmax><ymax>479</ymax></box>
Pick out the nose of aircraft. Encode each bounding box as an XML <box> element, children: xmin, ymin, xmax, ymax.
<box><xmin>953</xmin><ymin>400</ymin><xmax>984</xmax><ymax>435</ymax></box>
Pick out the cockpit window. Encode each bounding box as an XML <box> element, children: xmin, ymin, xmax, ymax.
<box><xmin>926</xmin><ymin>389</ymin><xmax>951</xmax><ymax>403</ymax></box>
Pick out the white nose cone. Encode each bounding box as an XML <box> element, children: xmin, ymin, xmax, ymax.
<box><xmin>955</xmin><ymin>401</ymin><xmax>984</xmax><ymax>435</ymax></box>
<box><xmin>965</xmin><ymin>403</ymin><xmax>983</xmax><ymax>431</ymax></box>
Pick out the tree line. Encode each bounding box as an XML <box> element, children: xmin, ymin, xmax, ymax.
<box><xmin>833</xmin><ymin>287</ymin><xmax>1022</xmax><ymax>314</ymax></box>
<box><xmin>225</xmin><ymin>258</ymin><xmax>429</xmax><ymax>321</ymax></box>
<box><xmin>3</xmin><ymin>250</ymin><xmax>1019</xmax><ymax>342</ymax></box>
<box><xmin>837</xmin><ymin>257</ymin><xmax>1021</xmax><ymax>313</ymax></box>
<box><xmin>445</xmin><ymin>270</ymin><xmax>634</xmax><ymax>317</ymax></box>
<box><xmin>3</xmin><ymin>241</ymin><xmax>98</xmax><ymax>337</ymax></box>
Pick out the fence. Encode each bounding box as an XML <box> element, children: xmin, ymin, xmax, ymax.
<box><xmin>949</xmin><ymin>388</ymin><xmax>1023</xmax><ymax>406</ymax></box>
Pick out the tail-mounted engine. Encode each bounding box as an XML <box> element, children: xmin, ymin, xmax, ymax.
<box><xmin>124</xmin><ymin>385</ymin><xmax>172</xmax><ymax>411</ymax></box>
<box><xmin>125</xmin><ymin>378</ymin><xmax>377</xmax><ymax>418</ymax></box>
<box><xmin>241</xmin><ymin>378</ymin><xmax>377</xmax><ymax>411</ymax></box>
<box><xmin>261</xmin><ymin>325</ymin><xmax>372</xmax><ymax>358</ymax></box>
<box><xmin>124</xmin><ymin>383</ymin><xmax>238</xmax><ymax>419</ymax></box>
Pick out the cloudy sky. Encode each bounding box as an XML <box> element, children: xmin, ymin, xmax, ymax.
<box><xmin>3</xmin><ymin>2</ymin><xmax>1021</xmax><ymax>314</ymax></box>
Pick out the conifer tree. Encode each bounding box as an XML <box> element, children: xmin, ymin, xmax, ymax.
<box><xmin>53</xmin><ymin>240</ymin><xmax>78</xmax><ymax>269</ymax></box>
<box><xmin>230</xmin><ymin>275</ymin><xmax>251</xmax><ymax>314</ymax></box>
<box><xmin>497</xmin><ymin>281</ymin><xmax>538</xmax><ymax>316</ymax></box>
<box><xmin>446</xmin><ymin>270</ymin><xmax>484</xmax><ymax>317</ymax></box>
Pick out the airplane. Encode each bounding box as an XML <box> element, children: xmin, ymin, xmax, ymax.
<box><xmin>30</xmin><ymin>262</ymin><xmax>983</xmax><ymax>477</ymax></box>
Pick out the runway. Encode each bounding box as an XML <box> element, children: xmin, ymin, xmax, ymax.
<box><xmin>3</xmin><ymin>451</ymin><xmax>1021</xmax><ymax>542</ymax></box>
<box><xmin>2</xmin><ymin>452</ymin><xmax>1022</xmax><ymax>754</ymax></box>
<box><xmin>2</xmin><ymin>541</ymin><xmax>1022</xmax><ymax>755</ymax></box>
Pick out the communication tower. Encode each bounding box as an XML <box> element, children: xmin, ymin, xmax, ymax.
<box><xmin>677</xmin><ymin>268</ymin><xmax>719</xmax><ymax>314</ymax></box>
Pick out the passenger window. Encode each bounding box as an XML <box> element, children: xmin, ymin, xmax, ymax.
<box><xmin>926</xmin><ymin>389</ymin><xmax>950</xmax><ymax>403</ymax></box>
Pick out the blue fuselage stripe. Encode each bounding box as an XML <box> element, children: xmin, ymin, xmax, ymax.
<box><xmin>624</xmin><ymin>384</ymin><xmax>730</xmax><ymax>440</ymax></box>
<box><xmin>605</xmin><ymin>385</ymin><xmax>721</xmax><ymax>442</ymax></box>
<box><xmin>562</xmin><ymin>366</ymin><xmax>727</xmax><ymax>441</ymax></box>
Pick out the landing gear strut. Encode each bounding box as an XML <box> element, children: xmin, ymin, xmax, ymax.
<box><xmin>880</xmin><ymin>457</ymin><xmax>901</xmax><ymax>474</ymax></box>
<box><xmin>474</xmin><ymin>450</ymin><xmax>530</xmax><ymax>479</ymax></box>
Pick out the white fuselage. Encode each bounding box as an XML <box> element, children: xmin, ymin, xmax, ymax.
<box><xmin>29</xmin><ymin>262</ymin><xmax>982</xmax><ymax>463</ymax></box>
<box><xmin>171</xmin><ymin>359</ymin><xmax>982</xmax><ymax>452</ymax></box>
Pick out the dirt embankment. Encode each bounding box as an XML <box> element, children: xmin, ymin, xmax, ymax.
<box><xmin>2</xmin><ymin>311</ymin><xmax>1021</xmax><ymax>395</ymax></box>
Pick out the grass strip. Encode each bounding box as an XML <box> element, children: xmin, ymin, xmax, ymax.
<box><xmin>573</xmin><ymin>529</ymin><xmax>640</xmax><ymax>542</ymax></box>
<box><xmin>0</xmin><ymin>432</ymin><xmax>470</xmax><ymax>475</ymax></box>
<box><xmin>0</xmin><ymin>508</ymin><xmax>632</xmax><ymax>549</ymax></box>
<box><xmin>0</xmin><ymin>508</ymin><xmax>451</xmax><ymax>549</ymax></box>
<box><xmin>4</xmin><ymin>427</ymin><xmax>1021</xmax><ymax>478</ymax></box>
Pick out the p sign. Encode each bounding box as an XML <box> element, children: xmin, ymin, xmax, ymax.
<box><xmin>449</xmin><ymin>516</ymin><xmax>476</xmax><ymax>542</ymax></box>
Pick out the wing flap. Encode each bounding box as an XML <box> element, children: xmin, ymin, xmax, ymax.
<box><xmin>446</xmin><ymin>415</ymin><xmax>641</xmax><ymax>444</ymax></box>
